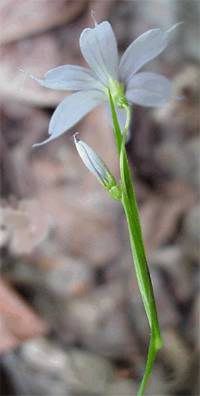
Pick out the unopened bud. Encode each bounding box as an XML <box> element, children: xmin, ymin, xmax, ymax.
<box><xmin>74</xmin><ymin>134</ymin><xmax>120</xmax><ymax>198</ymax></box>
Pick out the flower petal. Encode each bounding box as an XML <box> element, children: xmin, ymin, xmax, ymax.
<box><xmin>31</xmin><ymin>65</ymin><xmax>103</xmax><ymax>91</ymax></box>
<box><xmin>119</xmin><ymin>25</ymin><xmax>178</xmax><ymax>83</ymax></box>
<box><xmin>79</xmin><ymin>21</ymin><xmax>118</xmax><ymax>85</ymax></box>
<box><xmin>126</xmin><ymin>72</ymin><xmax>172</xmax><ymax>107</ymax></box>
<box><xmin>33</xmin><ymin>90</ymin><xmax>105</xmax><ymax>147</ymax></box>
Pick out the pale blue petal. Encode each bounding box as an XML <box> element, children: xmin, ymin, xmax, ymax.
<box><xmin>31</xmin><ymin>65</ymin><xmax>103</xmax><ymax>91</ymax></box>
<box><xmin>33</xmin><ymin>90</ymin><xmax>105</xmax><ymax>147</ymax></box>
<box><xmin>119</xmin><ymin>24</ymin><xmax>179</xmax><ymax>83</ymax></box>
<box><xmin>126</xmin><ymin>72</ymin><xmax>172</xmax><ymax>107</ymax></box>
<box><xmin>79</xmin><ymin>21</ymin><xmax>118</xmax><ymax>85</ymax></box>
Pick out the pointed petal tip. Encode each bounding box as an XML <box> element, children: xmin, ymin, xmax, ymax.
<box><xmin>32</xmin><ymin>136</ymin><xmax>54</xmax><ymax>148</ymax></box>
<box><xmin>19</xmin><ymin>68</ymin><xmax>42</xmax><ymax>85</ymax></box>
<box><xmin>167</xmin><ymin>21</ymin><xmax>183</xmax><ymax>33</ymax></box>
<box><xmin>19</xmin><ymin>69</ymin><xmax>43</xmax><ymax>86</ymax></box>
<box><xmin>166</xmin><ymin>21</ymin><xmax>183</xmax><ymax>40</ymax></box>
<box><xmin>73</xmin><ymin>132</ymin><xmax>80</xmax><ymax>144</ymax></box>
<box><xmin>91</xmin><ymin>9</ymin><xmax>98</xmax><ymax>26</ymax></box>
<box><xmin>29</xmin><ymin>74</ymin><xmax>43</xmax><ymax>85</ymax></box>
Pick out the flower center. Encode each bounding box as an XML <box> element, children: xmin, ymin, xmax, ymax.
<box><xmin>107</xmin><ymin>79</ymin><xmax>128</xmax><ymax>108</ymax></box>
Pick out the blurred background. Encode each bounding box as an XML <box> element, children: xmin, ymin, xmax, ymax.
<box><xmin>0</xmin><ymin>1</ymin><xmax>199</xmax><ymax>395</ymax></box>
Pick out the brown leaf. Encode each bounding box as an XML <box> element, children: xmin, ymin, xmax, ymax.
<box><xmin>0</xmin><ymin>0</ymin><xmax>88</xmax><ymax>44</ymax></box>
<box><xmin>0</xmin><ymin>278</ymin><xmax>47</xmax><ymax>353</ymax></box>
<box><xmin>0</xmin><ymin>200</ymin><xmax>51</xmax><ymax>254</ymax></box>
<box><xmin>141</xmin><ymin>181</ymin><xmax>196</xmax><ymax>251</ymax></box>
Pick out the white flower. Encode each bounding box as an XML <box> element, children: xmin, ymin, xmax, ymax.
<box><xmin>32</xmin><ymin>20</ymin><xmax>179</xmax><ymax>146</ymax></box>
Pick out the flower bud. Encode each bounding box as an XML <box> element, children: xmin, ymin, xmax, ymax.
<box><xmin>74</xmin><ymin>134</ymin><xmax>119</xmax><ymax>195</ymax></box>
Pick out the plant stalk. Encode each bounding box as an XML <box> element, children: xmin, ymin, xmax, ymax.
<box><xmin>108</xmin><ymin>91</ymin><xmax>163</xmax><ymax>395</ymax></box>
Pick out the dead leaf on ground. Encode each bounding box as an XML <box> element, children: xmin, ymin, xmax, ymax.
<box><xmin>141</xmin><ymin>181</ymin><xmax>196</xmax><ymax>251</ymax></box>
<box><xmin>0</xmin><ymin>0</ymin><xmax>88</xmax><ymax>44</ymax></box>
<box><xmin>0</xmin><ymin>278</ymin><xmax>47</xmax><ymax>353</ymax></box>
<box><xmin>0</xmin><ymin>199</ymin><xmax>51</xmax><ymax>254</ymax></box>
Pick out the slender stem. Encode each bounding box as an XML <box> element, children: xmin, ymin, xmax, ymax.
<box><xmin>122</xmin><ymin>192</ymin><xmax>162</xmax><ymax>395</ymax></box>
<box><xmin>108</xmin><ymin>91</ymin><xmax>163</xmax><ymax>395</ymax></box>
<box><xmin>137</xmin><ymin>338</ymin><xmax>157</xmax><ymax>396</ymax></box>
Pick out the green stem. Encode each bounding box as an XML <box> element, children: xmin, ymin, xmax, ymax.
<box><xmin>137</xmin><ymin>337</ymin><xmax>157</xmax><ymax>396</ymax></box>
<box><xmin>122</xmin><ymin>192</ymin><xmax>162</xmax><ymax>395</ymax></box>
<box><xmin>108</xmin><ymin>91</ymin><xmax>163</xmax><ymax>395</ymax></box>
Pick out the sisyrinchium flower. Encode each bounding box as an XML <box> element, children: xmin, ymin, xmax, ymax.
<box><xmin>31</xmin><ymin>19</ymin><xmax>179</xmax><ymax>146</ymax></box>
